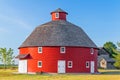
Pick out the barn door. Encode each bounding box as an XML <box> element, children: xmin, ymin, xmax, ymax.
<box><xmin>58</xmin><ymin>60</ymin><xmax>65</xmax><ymax>73</ymax></box>
<box><xmin>18</xmin><ymin>60</ymin><xmax>27</xmax><ymax>73</ymax></box>
<box><xmin>90</xmin><ymin>61</ymin><xmax>94</xmax><ymax>73</ymax></box>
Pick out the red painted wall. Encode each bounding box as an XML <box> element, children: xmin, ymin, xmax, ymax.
<box><xmin>51</xmin><ymin>12</ymin><xmax>67</xmax><ymax>21</ymax></box>
<box><xmin>19</xmin><ymin>46</ymin><xmax>98</xmax><ymax>73</ymax></box>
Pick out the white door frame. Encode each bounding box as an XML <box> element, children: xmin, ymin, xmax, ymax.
<box><xmin>90</xmin><ymin>61</ymin><xmax>95</xmax><ymax>73</ymax></box>
<box><xmin>18</xmin><ymin>60</ymin><xmax>27</xmax><ymax>73</ymax></box>
<box><xmin>58</xmin><ymin>60</ymin><xmax>66</xmax><ymax>73</ymax></box>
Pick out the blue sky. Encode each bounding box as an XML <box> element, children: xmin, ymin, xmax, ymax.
<box><xmin>0</xmin><ymin>0</ymin><xmax>120</xmax><ymax>56</ymax></box>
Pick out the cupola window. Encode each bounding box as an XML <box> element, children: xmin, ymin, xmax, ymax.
<box><xmin>55</xmin><ymin>13</ymin><xmax>59</xmax><ymax>18</ymax></box>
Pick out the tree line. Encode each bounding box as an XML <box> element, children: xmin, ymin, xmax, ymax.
<box><xmin>103</xmin><ymin>41</ymin><xmax>120</xmax><ymax>69</ymax></box>
<box><xmin>0</xmin><ymin>48</ymin><xmax>15</xmax><ymax>69</ymax></box>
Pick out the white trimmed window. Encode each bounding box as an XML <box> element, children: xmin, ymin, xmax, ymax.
<box><xmin>86</xmin><ymin>61</ymin><xmax>89</xmax><ymax>68</ymax></box>
<box><xmin>68</xmin><ymin>61</ymin><xmax>73</xmax><ymax>68</ymax></box>
<box><xmin>38</xmin><ymin>61</ymin><xmax>42</xmax><ymax>68</ymax></box>
<box><xmin>90</xmin><ymin>48</ymin><xmax>94</xmax><ymax>54</ymax></box>
<box><xmin>55</xmin><ymin>13</ymin><xmax>59</xmax><ymax>18</ymax></box>
<box><xmin>60</xmin><ymin>47</ymin><xmax>66</xmax><ymax>53</ymax></box>
<box><xmin>38</xmin><ymin>47</ymin><xmax>42</xmax><ymax>53</ymax></box>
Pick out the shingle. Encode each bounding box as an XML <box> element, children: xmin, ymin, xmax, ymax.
<box><xmin>15</xmin><ymin>54</ymin><xmax>30</xmax><ymax>59</ymax></box>
<box><xmin>19</xmin><ymin>20</ymin><xmax>97</xmax><ymax>48</ymax></box>
<box><xmin>51</xmin><ymin>8</ymin><xmax>68</xmax><ymax>14</ymax></box>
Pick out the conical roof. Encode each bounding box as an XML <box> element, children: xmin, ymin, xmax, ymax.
<box><xmin>19</xmin><ymin>20</ymin><xmax>97</xmax><ymax>48</ymax></box>
<box><xmin>51</xmin><ymin>8</ymin><xmax>68</xmax><ymax>14</ymax></box>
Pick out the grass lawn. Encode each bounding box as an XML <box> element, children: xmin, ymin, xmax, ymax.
<box><xmin>0</xmin><ymin>69</ymin><xmax>120</xmax><ymax>80</ymax></box>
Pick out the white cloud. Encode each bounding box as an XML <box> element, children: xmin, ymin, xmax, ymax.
<box><xmin>0</xmin><ymin>1</ymin><xmax>33</xmax><ymax>31</ymax></box>
<box><xmin>0</xmin><ymin>14</ymin><xmax>32</xmax><ymax>30</ymax></box>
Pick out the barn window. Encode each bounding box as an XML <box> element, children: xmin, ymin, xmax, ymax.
<box><xmin>86</xmin><ymin>61</ymin><xmax>89</xmax><ymax>68</ymax></box>
<box><xmin>38</xmin><ymin>61</ymin><xmax>42</xmax><ymax>68</ymax></box>
<box><xmin>60</xmin><ymin>47</ymin><xmax>66</xmax><ymax>53</ymax></box>
<box><xmin>38</xmin><ymin>47</ymin><xmax>42</xmax><ymax>53</ymax></box>
<box><xmin>90</xmin><ymin>48</ymin><xmax>94</xmax><ymax>54</ymax></box>
<box><xmin>68</xmin><ymin>61</ymin><xmax>73</xmax><ymax>68</ymax></box>
<box><xmin>55</xmin><ymin>13</ymin><xmax>59</xmax><ymax>18</ymax></box>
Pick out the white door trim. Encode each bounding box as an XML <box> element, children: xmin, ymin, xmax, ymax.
<box><xmin>18</xmin><ymin>60</ymin><xmax>27</xmax><ymax>73</ymax></box>
<box><xmin>90</xmin><ymin>61</ymin><xmax>95</xmax><ymax>73</ymax></box>
<box><xmin>58</xmin><ymin>60</ymin><xmax>66</xmax><ymax>73</ymax></box>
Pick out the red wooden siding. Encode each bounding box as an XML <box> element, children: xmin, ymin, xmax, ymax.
<box><xmin>19</xmin><ymin>47</ymin><xmax>98</xmax><ymax>73</ymax></box>
<box><xmin>51</xmin><ymin>12</ymin><xmax>67</xmax><ymax>21</ymax></box>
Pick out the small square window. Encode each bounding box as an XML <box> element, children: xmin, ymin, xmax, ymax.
<box><xmin>90</xmin><ymin>48</ymin><xmax>94</xmax><ymax>54</ymax></box>
<box><xmin>55</xmin><ymin>13</ymin><xmax>59</xmax><ymax>18</ymax></box>
<box><xmin>68</xmin><ymin>61</ymin><xmax>73</xmax><ymax>68</ymax></box>
<box><xmin>38</xmin><ymin>61</ymin><xmax>42</xmax><ymax>68</ymax></box>
<box><xmin>86</xmin><ymin>61</ymin><xmax>89</xmax><ymax>68</ymax></box>
<box><xmin>60</xmin><ymin>47</ymin><xmax>66</xmax><ymax>53</ymax></box>
<box><xmin>38</xmin><ymin>47</ymin><xmax>42</xmax><ymax>53</ymax></box>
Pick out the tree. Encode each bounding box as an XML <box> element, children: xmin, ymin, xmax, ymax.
<box><xmin>113</xmin><ymin>42</ymin><xmax>120</xmax><ymax>69</ymax></box>
<box><xmin>103</xmin><ymin>41</ymin><xmax>117</xmax><ymax>58</ymax></box>
<box><xmin>117</xmin><ymin>42</ymin><xmax>120</xmax><ymax>47</ymax></box>
<box><xmin>0</xmin><ymin>48</ymin><xmax>15</xmax><ymax>69</ymax></box>
<box><xmin>6</xmin><ymin>48</ymin><xmax>15</xmax><ymax>66</ymax></box>
<box><xmin>104</xmin><ymin>42</ymin><xmax>120</xmax><ymax>69</ymax></box>
<box><xmin>114</xmin><ymin>53</ymin><xmax>120</xmax><ymax>69</ymax></box>
<box><xmin>117</xmin><ymin>42</ymin><xmax>120</xmax><ymax>51</ymax></box>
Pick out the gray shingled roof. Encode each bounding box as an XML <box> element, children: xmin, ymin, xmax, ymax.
<box><xmin>98</xmin><ymin>47</ymin><xmax>115</xmax><ymax>63</ymax></box>
<box><xmin>51</xmin><ymin>8</ymin><xmax>68</xmax><ymax>14</ymax></box>
<box><xmin>15</xmin><ymin>54</ymin><xmax>30</xmax><ymax>59</ymax></box>
<box><xmin>98</xmin><ymin>47</ymin><xmax>110</xmax><ymax>55</ymax></box>
<box><xmin>19</xmin><ymin>20</ymin><xmax>97</xmax><ymax>48</ymax></box>
<box><xmin>98</xmin><ymin>55</ymin><xmax>115</xmax><ymax>63</ymax></box>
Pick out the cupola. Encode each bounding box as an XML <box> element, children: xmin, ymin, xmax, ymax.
<box><xmin>51</xmin><ymin>8</ymin><xmax>68</xmax><ymax>21</ymax></box>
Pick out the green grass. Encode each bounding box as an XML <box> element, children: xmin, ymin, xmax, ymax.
<box><xmin>0</xmin><ymin>69</ymin><xmax>120</xmax><ymax>80</ymax></box>
<box><xmin>0</xmin><ymin>64</ymin><xmax>18</xmax><ymax>69</ymax></box>
<box><xmin>99</xmin><ymin>69</ymin><xmax>120</xmax><ymax>74</ymax></box>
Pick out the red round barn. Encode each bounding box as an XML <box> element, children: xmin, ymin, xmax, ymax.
<box><xmin>16</xmin><ymin>8</ymin><xmax>98</xmax><ymax>73</ymax></box>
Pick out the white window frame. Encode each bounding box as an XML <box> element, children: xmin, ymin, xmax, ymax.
<box><xmin>38</xmin><ymin>61</ymin><xmax>42</xmax><ymax>68</ymax></box>
<box><xmin>60</xmin><ymin>47</ymin><xmax>66</xmax><ymax>53</ymax></box>
<box><xmin>68</xmin><ymin>61</ymin><xmax>73</xmax><ymax>68</ymax></box>
<box><xmin>86</xmin><ymin>61</ymin><xmax>89</xmax><ymax>68</ymax></box>
<box><xmin>55</xmin><ymin>13</ymin><xmax>59</xmax><ymax>18</ymax></box>
<box><xmin>38</xmin><ymin>47</ymin><xmax>42</xmax><ymax>53</ymax></box>
<box><xmin>90</xmin><ymin>48</ymin><xmax>94</xmax><ymax>54</ymax></box>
